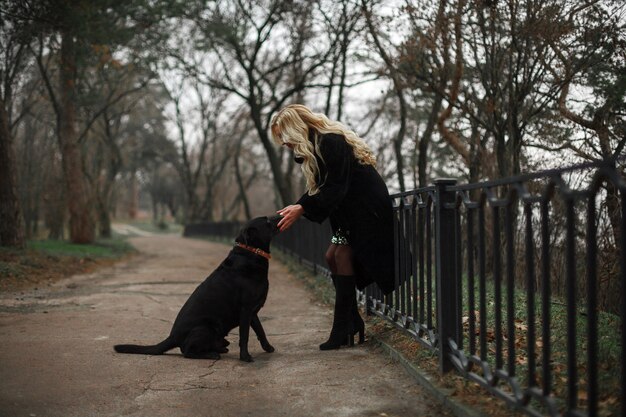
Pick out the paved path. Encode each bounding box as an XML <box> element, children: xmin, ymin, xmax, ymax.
<box><xmin>0</xmin><ymin>235</ymin><xmax>452</xmax><ymax>417</ymax></box>
<box><xmin>111</xmin><ymin>223</ymin><xmax>155</xmax><ymax>237</ymax></box>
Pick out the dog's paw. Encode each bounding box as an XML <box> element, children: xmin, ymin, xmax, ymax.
<box><xmin>240</xmin><ymin>353</ymin><xmax>254</xmax><ymax>362</ymax></box>
<box><xmin>261</xmin><ymin>343</ymin><xmax>275</xmax><ymax>353</ymax></box>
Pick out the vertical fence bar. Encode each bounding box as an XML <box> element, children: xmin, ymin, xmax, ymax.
<box><xmin>479</xmin><ymin>197</ymin><xmax>488</xmax><ymax>363</ymax></box>
<box><xmin>565</xmin><ymin>198</ymin><xmax>578</xmax><ymax>412</ymax></box>
<box><xmin>435</xmin><ymin>178</ymin><xmax>458</xmax><ymax>373</ymax></box>
<box><xmin>467</xmin><ymin>201</ymin><xmax>477</xmax><ymax>357</ymax></box>
<box><xmin>505</xmin><ymin>196</ymin><xmax>516</xmax><ymax>378</ymax></box>
<box><xmin>401</xmin><ymin>197</ymin><xmax>410</xmax><ymax>322</ymax></box>
<box><xmin>540</xmin><ymin>199</ymin><xmax>552</xmax><ymax>397</ymax></box>
<box><xmin>621</xmin><ymin>191</ymin><xmax>626</xmax><ymax>417</ymax></box>
<box><xmin>397</xmin><ymin>198</ymin><xmax>405</xmax><ymax>321</ymax></box>
<box><xmin>409</xmin><ymin>196</ymin><xmax>417</xmax><ymax>322</ymax></box>
<box><xmin>427</xmin><ymin>200</ymin><xmax>434</xmax><ymax>330</ymax></box>
<box><xmin>418</xmin><ymin>200</ymin><xmax>425</xmax><ymax>325</ymax></box>
<box><xmin>392</xmin><ymin>198</ymin><xmax>400</xmax><ymax>319</ymax></box>
<box><xmin>365</xmin><ymin>284</ymin><xmax>373</xmax><ymax>315</ymax></box>
<box><xmin>524</xmin><ymin>202</ymin><xmax>537</xmax><ymax>387</ymax></box>
<box><xmin>493</xmin><ymin>203</ymin><xmax>504</xmax><ymax>372</ymax></box>
<box><xmin>455</xmin><ymin>196</ymin><xmax>463</xmax><ymax>350</ymax></box>
<box><xmin>586</xmin><ymin>193</ymin><xmax>598</xmax><ymax>417</ymax></box>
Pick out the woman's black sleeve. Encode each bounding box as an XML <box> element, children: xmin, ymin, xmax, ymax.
<box><xmin>296</xmin><ymin>135</ymin><xmax>352</xmax><ymax>223</ymax></box>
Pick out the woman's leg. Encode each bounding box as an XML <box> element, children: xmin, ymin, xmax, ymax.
<box><xmin>326</xmin><ymin>244</ymin><xmax>356</xmax><ymax>275</ymax></box>
<box><xmin>325</xmin><ymin>244</ymin><xmax>338</xmax><ymax>274</ymax></box>
<box><xmin>333</xmin><ymin>244</ymin><xmax>354</xmax><ymax>275</ymax></box>
<box><xmin>333</xmin><ymin>244</ymin><xmax>365</xmax><ymax>344</ymax></box>
<box><xmin>320</xmin><ymin>244</ymin><xmax>362</xmax><ymax>350</ymax></box>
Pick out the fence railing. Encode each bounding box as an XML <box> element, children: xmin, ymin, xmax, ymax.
<box><xmin>184</xmin><ymin>160</ymin><xmax>625</xmax><ymax>417</ymax></box>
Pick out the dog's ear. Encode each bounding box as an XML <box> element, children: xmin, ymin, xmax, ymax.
<box><xmin>243</xmin><ymin>226</ymin><xmax>258</xmax><ymax>244</ymax></box>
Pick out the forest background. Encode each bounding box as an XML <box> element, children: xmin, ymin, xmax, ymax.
<box><xmin>0</xmin><ymin>0</ymin><xmax>624</xmax><ymax>249</ymax></box>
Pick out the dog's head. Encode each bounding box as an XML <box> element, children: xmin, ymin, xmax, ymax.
<box><xmin>235</xmin><ymin>215</ymin><xmax>282</xmax><ymax>253</ymax></box>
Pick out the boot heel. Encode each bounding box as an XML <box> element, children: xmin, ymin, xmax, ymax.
<box><xmin>357</xmin><ymin>328</ymin><xmax>365</xmax><ymax>344</ymax></box>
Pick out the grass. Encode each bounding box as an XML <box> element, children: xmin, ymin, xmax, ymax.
<box><xmin>394</xmin><ymin>272</ymin><xmax>622</xmax><ymax>416</ymax></box>
<box><xmin>0</xmin><ymin>237</ymin><xmax>136</xmax><ymax>292</ymax></box>
<box><xmin>447</xmin><ymin>273</ymin><xmax>621</xmax><ymax>416</ymax></box>
<box><xmin>28</xmin><ymin>238</ymin><xmax>135</xmax><ymax>258</ymax></box>
<box><xmin>377</xmin><ymin>273</ymin><xmax>622</xmax><ymax>416</ymax></box>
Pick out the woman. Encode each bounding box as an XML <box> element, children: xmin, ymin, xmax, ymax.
<box><xmin>271</xmin><ymin>104</ymin><xmax>395</xmax><ymax>350</ymax></box>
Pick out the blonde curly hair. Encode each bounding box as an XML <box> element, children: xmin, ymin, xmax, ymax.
<box><xmin>270</xmin><ymin>104</ymin><xmax>376</xmax><ymax>195</ymax></box>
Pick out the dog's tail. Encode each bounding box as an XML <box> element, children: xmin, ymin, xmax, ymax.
<box><xmin>114</xmin><ymin>336</ymin><xmax>176</xmax><ymax>355</ymax></box>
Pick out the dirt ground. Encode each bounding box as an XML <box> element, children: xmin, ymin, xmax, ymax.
<box><xmin>0</xmin><ymin>235</ymin><xmax>454</xmax><ymax>417</ymax></box>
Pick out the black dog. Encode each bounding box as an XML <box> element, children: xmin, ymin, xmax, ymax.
<box><xmin>114</xmin><ymin>215</ymin><xmax>282</xmax><ymax>362</ymax></box>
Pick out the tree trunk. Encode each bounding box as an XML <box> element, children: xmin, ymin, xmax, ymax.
<box><xmin>21</xmin><ymin>117</ymin><xmax>38</xmax><ymax>239</ymax></box>
<box><xmin>128</xmin><ymin>171</ymin><xmax>138</xmax><ymax>219</ymax></box>
<box><xmin>96</xmin><ymin>197</ymin><xmax>112</xmax><ymax>238</ymax></box>
<box><xmin>417</xmin><ymin>94</ymin><xmax>443</xmax><ymax>188</ymax></box>
<box><xmin>0</xmin><ymin>103</ymin><xmax>25</xmax><ymax>248</ymax></box>
<box><xmin>324</xmin><ymin>56</ymin><xmax>337</xmax><ymax>116</ymax></box>
<box><xmin>336</xmin><ymin>35</ymin><xmax>349</xmax><ymax>122</ymax></box>
<box><xmin>59</xmin><ymin>29</ymin><xmax>95</xmax><ymax>243</ymax></box>
<box><xmin>95</xmin><ymin>111</ymin><xmax>123</xmax><ymax>239</ymax></box>
<box><xmin>234</xmin><ymin>149</ymin><xmax>252</xmax><ymax>221</ymax></box>
<box><xmin>44</xmin><ymin>157</ymin><xmax>66</xmax><ymax>240</ymax></box>
<box><xmin>604</xmin><ymin>181</ymin><xmax>622</xmax><ymax>248</ymax></box>
<box><xmin>495</xmin><ymin>132</ymin><xmax>507</xmax><ymax>179</ymax></box>
<box><xmin>95</xmin><ymin>167</ymin><xmax>114</xmax><ymax>239</ymax></box>
<box><xmin>250</xmin><ymin>106</ymin><xmax>292</xmax><ymax>206</ymax></box>
<box><xmin>151</xmin><ymin>194</ymin><xmax>158</xmax><ymax>223</ymax></box>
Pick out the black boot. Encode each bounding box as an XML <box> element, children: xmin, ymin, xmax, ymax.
<box><xmin>351</xmin><ymin>294</ymin><xmax>365</xmax><ymax>345</ymax></box>
<box><xmin>320</xmin><ymin>275</ymin><xmax>356</xmax><ymax>350</ymax></box>
<box><xmin>328</xmin><ymin>275</ymin><xmax>366</xmax><ymax>346</ymax></box>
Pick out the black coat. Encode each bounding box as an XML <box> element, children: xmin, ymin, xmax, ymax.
<box><xmin>296</xmin><ymin>133</ymin><xmax>395</xmax><ymax>294</ymax></box>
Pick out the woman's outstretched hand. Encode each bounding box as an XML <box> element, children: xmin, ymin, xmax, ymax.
<box><xmin>277</xmin><ymin>204</ymin><xmax>304</xmax><ymax>232</ymax></box>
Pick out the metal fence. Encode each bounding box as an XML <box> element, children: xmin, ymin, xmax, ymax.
<box><xmin>184</xmin><ymin>160</ymin><xmax>625</xmax><ymax>417</ymax></box>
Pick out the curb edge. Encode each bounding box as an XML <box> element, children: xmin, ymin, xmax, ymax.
<box><xmin>371</xmin><ymin>336</ymin><xmax>489</xmax><ymax>417</ymax></box>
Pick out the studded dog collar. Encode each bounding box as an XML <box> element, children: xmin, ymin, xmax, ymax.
<box><xmin>234</xmin><ymin>242</ymin><xmax>272</xmax><ymax>260</ymax></box>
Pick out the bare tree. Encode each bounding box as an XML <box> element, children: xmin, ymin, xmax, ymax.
<box><xmin>398</xmin><ymin>1</ymin><xmax>448</xmax><ymax>186</ymax></box>
<box><xmin>177</xmin><ymin>0</ymin><xmax>339</xmax><ymax>206</ymax></box>
<box><xmin>0</xmin><ymin>8</ymin><xmax>34</xmax><ymax>247</ymax></box>
<box><xmin>144</xmin><ymin>163</ymin><xmax>182</xmax><ymax>224</ymax></box>
<box><xmin>16</xmin><ymin>0</ymin><xmax>174</xmax><ymax>243</ymax></box>
<box><xmin>542</xmin><ymin>1</ymin><xmax>626</xmax><ymax>247</ymax></box>
<box><xmin>163</xmin><ymin>77</ymin><xmax>236</xmax><ymax>222</ymax></box>
<box><xmin>319</xmin><ymin>0</ymin><xmax>363</xmax><ymax>121</ymax></box>
<box><xmin>77</xmin><ymin>60</ymin><xmax>155</xmax><ymax>237</ymax></box>
<box><xmin>546</xmin><ymin>2</ymin><xmax>625</xmax><ymax>162</ymax></box>
<box><xmin>30</xmin><ymin>22</ymin><xmax>97</xmax><ymax>243</ymax></box>
<box><xmin>362</xmin><ymin>0</ymin><xmax>409</xmax><ymax>192</ymax></box>
<box><xmin>0</xmin><ymin>99</ymin><xmax>25</xmax><ymax>247</ymax></box>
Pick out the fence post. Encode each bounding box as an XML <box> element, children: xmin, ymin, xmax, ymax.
<box><xmin>434</xmin><ymin>178</ymin><xmax>458</xmax><ymax>373</ymax></box>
